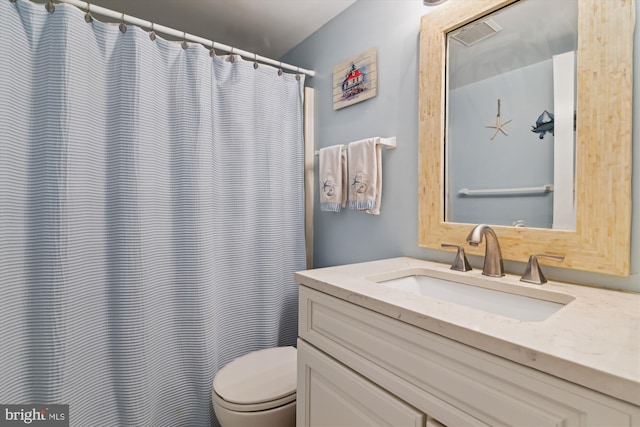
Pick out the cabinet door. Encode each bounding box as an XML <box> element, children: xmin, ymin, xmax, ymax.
<box><xmin>297</xmin><ymin>339</ymin><xmax>426</xmax><ymax>427</ymax></box>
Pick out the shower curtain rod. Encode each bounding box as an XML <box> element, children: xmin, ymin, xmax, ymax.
<box><xmin>54</xmin><ymin>0</ymin><xmax>316</xmax><ymax>77</ymax></box>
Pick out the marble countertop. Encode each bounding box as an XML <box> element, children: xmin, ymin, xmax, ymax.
<box><xmin>295</xmin><ymin>257</ymin><xmax>640</xmax><ymax>406</ymax></box>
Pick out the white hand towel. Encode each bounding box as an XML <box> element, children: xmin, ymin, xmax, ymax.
<box><xmin>319</xmin><ymin>145</ymin><xmax>347</xmax><ymax>212</ymax></box>
<box><xmin>348</xmin><ymin>138</ymin><xmax>382</xmax><ymax>215</ymax></box>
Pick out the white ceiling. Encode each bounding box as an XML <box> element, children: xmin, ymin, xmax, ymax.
<box><xmin>89</xmin><ymin>0</ymin><xmax>357</xmax><ymax>59</ymax></box>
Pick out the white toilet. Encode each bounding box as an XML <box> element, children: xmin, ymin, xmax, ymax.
<box><xmin>212</xmin><ymin>346</ymin><xmax>297</xmax><ymax>427</ymax></box>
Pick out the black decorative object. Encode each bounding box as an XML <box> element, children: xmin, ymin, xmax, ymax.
<box><xmin>531</xmin><ymin>110</ymin><xmax>554</xmax><ymax>139</ymax></box>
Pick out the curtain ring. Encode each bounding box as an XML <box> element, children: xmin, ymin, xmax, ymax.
<box><xmin>209</xmin><ymin>44</ymin><xmax>216</xmax><ymax>57</ymax></box>
<box><xmin>295</xmin><ymin>67</ymin><xmax>301</xmax><ymax>81</ymax></box>
<box><xmin>45</xmin><ymin>1</ymin><xmax>55</xmax><ymax>13</ymax></box>
<box><xmin>119</xmin><ymin>13</ymin><xmax>127</xmax><ymax>33</ymax></box>
<box><xmin>181</xmin><ymin>31</ymin><xmax>188</xmax><ymax>49</ymax></box>
<box><xmin>278</xmin><ymin>62</ymin><xmax>283</xmax><ymax>76</ymax></box>
<box><xmin>253</xmin><ymin>53</ymin><xmax>258</xmax><ymax>70</ymax></box>
<box><xmin>149</xmin><ymin>22</ymin><xmax>156</xmax><ymax>41</ymax></box>
<box><xmin>84</xmin><ymin>3</ymin><xmax>93</xmax><ymax>23</ymax></box>
<box><xmin>229</xmin><ymin>47</ymin><xmax>235</xmax><ymax>63</ymax></box>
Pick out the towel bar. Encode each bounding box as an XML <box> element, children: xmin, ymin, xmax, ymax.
<box><xmin>458</xmin><ymin>184</ymin><xmax>554</xmax><ymax>197</ymax></box>
<box><xmin>314</xmin><ymin>137</ymin><xmax>396</xmax><ymax>156</ymax></box>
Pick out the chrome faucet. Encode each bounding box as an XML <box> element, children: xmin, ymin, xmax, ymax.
<box><xmin>466</xmin><ymin>224</ymin><xmax>504</xmax><ymax>277</ymax></box>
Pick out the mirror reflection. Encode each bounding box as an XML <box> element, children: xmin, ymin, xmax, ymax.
<box><xmin>445</xmin><ymin>0</ymin><xmax>578</xmax><ymax>230</ymax></box>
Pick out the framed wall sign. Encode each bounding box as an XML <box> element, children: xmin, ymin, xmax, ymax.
<box><xmin>333</xmin><ymin>48</ymin><xmax>377</xmax><ymax>110</ymax></box>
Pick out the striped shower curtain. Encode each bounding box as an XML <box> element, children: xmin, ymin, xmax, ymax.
<box><xmin>0</xmin><ymin>1</ymin><xmax>306</xmax><ymax>426</ymax></box>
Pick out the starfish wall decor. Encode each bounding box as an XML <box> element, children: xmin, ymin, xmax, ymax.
<box><xmin>486</xmin><ymin>98</ymin><xmax>511</xmax><ymax>140</ymax></box>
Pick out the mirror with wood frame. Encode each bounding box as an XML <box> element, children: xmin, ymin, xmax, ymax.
<box><xmin>418</xmin><ymin>0</ymin><xmax>634</xmax><ymax>276</ymax></box>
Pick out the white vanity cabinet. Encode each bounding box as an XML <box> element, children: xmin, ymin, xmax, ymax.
<box><xmin>297</xmin><ymin>339</ymin><xmax>426</xmax><ymax>426</ymax></box>
<box><xmin>296</xmin><ymin>285</ymin><xmax>640</xmax><ymax>427</ymax></box>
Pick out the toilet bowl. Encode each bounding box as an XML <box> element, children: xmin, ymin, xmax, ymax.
<box><xmin>212</xmin><ymin>346</ymin><xmax>297</xmax><ymax>427</ymax></box>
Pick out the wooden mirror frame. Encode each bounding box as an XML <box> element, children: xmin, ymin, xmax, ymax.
<box><xmin>418</xmin><ymin>0</ymin><xmax>634</xmax><ymax>276</ymax></box>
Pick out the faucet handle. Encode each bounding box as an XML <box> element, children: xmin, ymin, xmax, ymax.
<box><xmin>520</xmin><ymin>254</ymin><xmax>565</xmax><ymax>284</ymax></box>
<box><xmin>441</xmin><ymin>244</ymin><xmax>472</xmax><ymax>272</ymax></box>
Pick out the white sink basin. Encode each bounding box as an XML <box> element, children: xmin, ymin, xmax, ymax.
<box><xmin>370</xmin><ymin>270</ymin><xmax>574</xmax><ymax>322</ymax></box>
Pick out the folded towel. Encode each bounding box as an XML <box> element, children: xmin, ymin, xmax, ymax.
<box><xmin>348</xmin><ymin>137</ymin><xmax>382</xmax><ymax>215</ymax></box>
<box><xmin>319</xmin><ymin>145</ymin><xmax>347</xmax><ymax>212</ymax></box>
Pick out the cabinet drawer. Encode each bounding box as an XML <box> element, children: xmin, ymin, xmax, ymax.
<box><xmin>299</xmin><ymin>286</ymin><xmax>640</xmax><ymax>427</ymax></box>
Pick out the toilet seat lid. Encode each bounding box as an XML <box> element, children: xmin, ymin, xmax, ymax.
<box><xmin>213</xmin><ymin>346</ymin><xmax>297</xmax><ymax>405</ymax></box>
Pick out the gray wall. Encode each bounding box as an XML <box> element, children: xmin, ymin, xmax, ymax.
<box><xmin>282</xmin><ymin>0</ymin><xmax>639</xmax><ymax>292</ymax></box>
